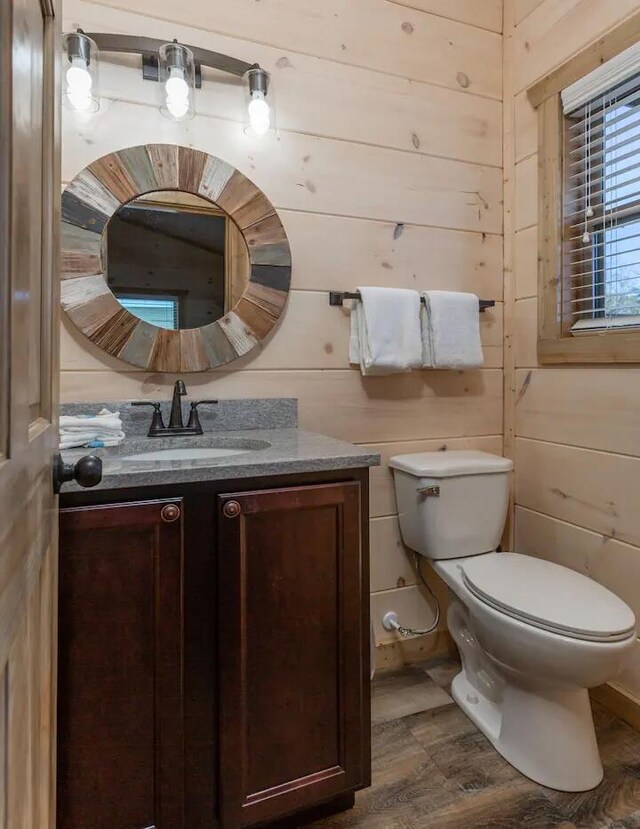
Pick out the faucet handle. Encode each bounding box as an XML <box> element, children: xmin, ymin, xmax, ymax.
<box><xmin>132</xmin><ymin>401</ymin><xmax>162</xmax><ymax>415</ymax></box>
<box><xmin>186</xmin><ymin>400</ymin><xmax>218</xmax><ymax>433</ymax></box>
<box><xmin>131</xmin><ymin>401</ymin><xmax>165</xmax><ymax>435</ymax></box>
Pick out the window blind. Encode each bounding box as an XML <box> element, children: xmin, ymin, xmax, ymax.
<box><xmin>118</xmin><ymin>296</ymin><xmax>179</xmax><ymax>329</ymax></box>
<box><xmin>562</xmin><ymin>56</ymin><xmax>640</xmax><ymax>328</ymax></box>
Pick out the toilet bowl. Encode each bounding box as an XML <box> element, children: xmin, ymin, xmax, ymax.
<box><xmin>389</xmin><ymin>450</ymin><xmax>636</xmax><ymax>792</ymax></box>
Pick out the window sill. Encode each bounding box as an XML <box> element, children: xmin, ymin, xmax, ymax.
<box><xmin>539</xmin><ymin>328</ymin><xmax>640</xmax><ymax>363</ymax></box>
<box><xmin>571</xmin><ymin>316</ymin><xmax>640</xmax><ymax>334</ymax></box>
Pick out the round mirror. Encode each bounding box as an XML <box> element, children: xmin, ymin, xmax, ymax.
<box><xmin>61</xmin><ymin>144</ymin><xmax>292</xmax><ymax>372</ymax></box>
<box><xmin>105</xmin><ymin>190</ymin><xmax>251</xmax><ymax>330</ymax></box>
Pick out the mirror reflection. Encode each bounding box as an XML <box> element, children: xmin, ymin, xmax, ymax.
<box><xmin>105</xmin><ymin>190</ymin><xmax>250</xmax><ymax>330</ymax></box>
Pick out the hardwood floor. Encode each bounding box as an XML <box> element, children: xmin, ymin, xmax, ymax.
<box><xmin>308</xmin><ymin>657</ymin><xmax>640</xmax><ymax>829</ymax></box>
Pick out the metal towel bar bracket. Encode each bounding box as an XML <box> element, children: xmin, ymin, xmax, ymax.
<box><xmin>329</xmin><ymin>290</ymin><xmax>495</xmax><ymax>311</ymax></box>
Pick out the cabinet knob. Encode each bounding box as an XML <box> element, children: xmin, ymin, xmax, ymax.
<box><xmin>161</xmin><ymin>504</ymin><xmax>181</xmax><ymax>523</ymax></box>
<box><xmin>223</xmin><ymin>500</ymin><xmax>241</xmax><ymax>519</ymax></box>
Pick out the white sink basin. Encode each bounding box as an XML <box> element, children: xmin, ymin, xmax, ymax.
<box><xmin>121</xmin><ymin>441</ymin><xmax>270</xmax><ymax>463</ymax></box>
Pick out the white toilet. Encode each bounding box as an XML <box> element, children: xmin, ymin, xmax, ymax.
<box><xmin>390</xmin><ymin>450</ymin><xmax>636</xmax><ymax>792</ymax></box>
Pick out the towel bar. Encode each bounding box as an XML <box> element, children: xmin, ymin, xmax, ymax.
<box><xmin>328</xmin><ymin>291</ymin><xmax>495</xmax><ymax>311</ymax></box>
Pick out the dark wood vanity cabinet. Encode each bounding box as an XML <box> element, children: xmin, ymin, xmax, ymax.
<box><xmin>58</xmin><ymin>499</ymin><xmax>185</xmax><ymax>829</ymax></box>
<box><xmin>217</xmin><ymin>482</ymin><xmax>369</xmax><ymax>827</ymax></box>
<box><xmin>58</xmin><ymin>472</ymin><xmax>370</xmax><ymax>829</ymax></box>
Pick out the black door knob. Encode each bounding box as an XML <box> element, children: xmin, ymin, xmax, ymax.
<box><xmin>53</xmin><ymin>453</ymin><xmax>103</xmax><ymax>494</ymax></box>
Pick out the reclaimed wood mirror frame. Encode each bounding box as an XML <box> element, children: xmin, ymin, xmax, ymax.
<box><xmin>61</xmin><ymin>143</ymin><xmax>292</xmax><ymax>372</ymax></box>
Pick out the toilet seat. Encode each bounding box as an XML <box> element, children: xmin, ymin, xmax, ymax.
<box><xmin>461</xmin><ymin>553</ymin><xmax>636</xmax><ymax>643</ymax></box>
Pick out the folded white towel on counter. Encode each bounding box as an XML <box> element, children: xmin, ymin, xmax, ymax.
<box><xmin>421</xmin><ymin>291</ymin><xmax>484</xmax><ymax>369</ymax></box>
<box><xmin>59</xmin><ymin>411</ymin><xmax>123</xmax><ymax>432</ymax></box>
<box><xmin>59</xmin><ymin>408</ymin><xmax>125</xmax><ymax>449</ymax></box>
<box><xmin>349</xmin><ymin>287</ymin><xmax>422</xmax><ymax>376</ymax></box>
<box><xmin>59</xmin><ymin>433</ymin><xmax>125</xmax><ymax>449</ymax></box>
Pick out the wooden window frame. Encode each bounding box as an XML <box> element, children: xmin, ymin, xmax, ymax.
<box><xmin>529</xmin><ymin>10</ymin><xmax>640</xmax><ymax>363</ymax></box>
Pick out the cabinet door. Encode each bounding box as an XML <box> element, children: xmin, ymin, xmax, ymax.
<box><xmin>58</xmin><ymin>499</ymin><xmax>185</xmax><ymax>829</ymax></box>
<box><xmin>217</xmin><ymin>482</ymin><xmax>369</xmax><ymax>828</ymax></box>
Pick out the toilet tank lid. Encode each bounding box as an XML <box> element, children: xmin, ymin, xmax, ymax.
<box><xmin>389</xmin><ymin>450</ymin><xmax>514</xmax><ymax>478</ymax></box>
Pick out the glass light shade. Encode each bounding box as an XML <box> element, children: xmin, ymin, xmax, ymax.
<box><xmin>62</xmin><ymin>31</ymin><xmax>100</xmax><ymax>113</ymax></box>
<box><xmin>244</xmin><ymin>67</ymin><xmax>275</xmax><ymax>137</ymax></box>
<box><xmin>159</xmin><ymin>42</ymin><xmax>196</xmax><ymax>122</ymax></box>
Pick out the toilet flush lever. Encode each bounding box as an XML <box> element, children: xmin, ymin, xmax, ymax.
<box><xmin>417</xmin><ymin>485</ymin><xmax>440</xmax><ymax>497</ymax></box>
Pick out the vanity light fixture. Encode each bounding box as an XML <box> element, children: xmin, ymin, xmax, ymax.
<box><xmin>158</xmin><ymin>41</ymin><xmax>196</xmax><ymax>121</ymax></box>
<box><xmin>245</xmin><ymin>67</ymin><xmax>271</xmax><ymax>136</ymax></box>
<box><xmin>63</xmin><ymin>30</ymin><xmax>100</xmax><ymax>113</ymax></box>
<box><xmin>62</xmin><ymin>30</ymin><xmax>274</xmax><ymax>131</ymax></box>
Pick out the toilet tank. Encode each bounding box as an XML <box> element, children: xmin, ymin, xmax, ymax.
<box><xmin>389</xmin><ymin>451</ymin><xmax>514</xmax><ymax>560</ymax></box>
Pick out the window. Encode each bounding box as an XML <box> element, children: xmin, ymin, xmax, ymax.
<box><xmin>566</xmin><ymin>72</ymin><xmax>640</xmax><ymax>331</ymax></box>
<box><xmin>117</xmin><ymin>295</ymin><xmax>180</xmax><ymax>329</ymax></box>
<box><xmin>529</xmin><ymin>21</ymin><xmax>640</xmax><ymax>363</ymax></box>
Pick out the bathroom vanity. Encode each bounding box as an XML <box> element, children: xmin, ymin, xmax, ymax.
<box><xmin>57</xmin><ymin>141</ymin><xmax>378</xmax><ymax>828</ymax></box>
<box><xmin>57</xmin><ymin>399</ymin><xmax>378</xmax><ymax>829</ymax></box>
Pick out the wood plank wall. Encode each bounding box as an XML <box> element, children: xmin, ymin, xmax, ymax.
<box><xmin>504</xmin><ymin>0</ymin><xmax>640</xmax><ymax>702</ymax></box>
<box><xmin>60</xmin><ymin>0</ymin><xmax>503</xmax><ymax>657</ymax></box>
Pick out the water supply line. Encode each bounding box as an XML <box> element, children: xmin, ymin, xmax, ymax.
<box><xmin>382</xmin><ymin>553</ymin><xmax>441</xmax><ymax>638</ymax></box>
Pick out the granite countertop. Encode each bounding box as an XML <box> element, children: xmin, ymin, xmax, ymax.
<box><xmin>59</xmin><ymin>397</ymin><xmax>379</xmax><ymax>493</ymax></box>
<box><xmin>60</xmin><ymin>428</ymin><xmax>380</xmax><ymax>493</ymax></box>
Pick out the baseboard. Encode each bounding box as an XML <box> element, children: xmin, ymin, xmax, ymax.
<box><xmin>374</xmin><ymin>629</ymin><xmax>455</xmax><ymax>673</ymax></box>
<box><xmin>591</xmin><ymin>682</ymin><xmax>640</xmax><ymax>732</ymax></box>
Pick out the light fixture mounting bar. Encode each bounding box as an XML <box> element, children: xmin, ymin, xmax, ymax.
<box><xmin>83</xmin><ymin>32</ymin><xmax>256</xmax><ymax>78</ymax></box>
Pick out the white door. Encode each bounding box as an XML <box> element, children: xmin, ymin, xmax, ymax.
<box><xmin>0</xmin><ymin>0</ymin><xmax>60</xmax><ymax>825</ymax></box>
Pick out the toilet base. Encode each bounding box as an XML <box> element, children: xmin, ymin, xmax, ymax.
<box><xmin>451</xmin><ymin>668</ymin><xmax>604</xmax><ymax>792</ymax></box>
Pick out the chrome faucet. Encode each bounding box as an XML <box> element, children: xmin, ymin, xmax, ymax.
<box><xmin>132</xmin><ymin>381</ymin><xmax>218</xmax><ymax>437</ymax></box>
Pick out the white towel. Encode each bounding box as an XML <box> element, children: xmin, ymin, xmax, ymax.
<box><xmin>59</xmin><ymin>408</ymin><xmax>125</xmax><ymax>449</ymax></box>
<box><xmin>421</xmin><ymin>291</ymin><xmax>484</xmax><ymax>369</ymax></box>
<box><xmin>60</xmin><ymin>411</ymin><xmax>122</xmax><ymax>433</ymax></box>
<box><xmin>59</xmin><ymin>432</ymin><xmax>125</xmax><ymax>449</ymax></box>
<box><xmin>348</xmin><ymin>287</ymin><xmax>422</xmax><ymax>376</ymax></box>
